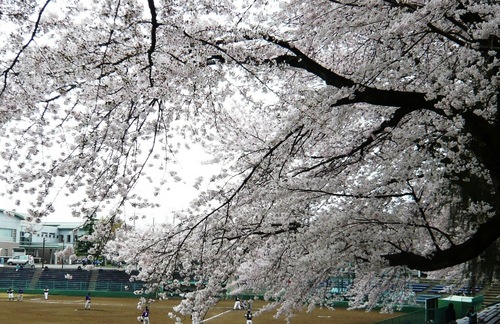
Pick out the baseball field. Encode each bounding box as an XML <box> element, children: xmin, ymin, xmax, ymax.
<box><xmin>0</xmin><ymin>294</ymin><xmax>401</xmax><ymax>323</ymax></box>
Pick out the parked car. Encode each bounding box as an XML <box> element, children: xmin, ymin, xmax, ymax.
<box><xmin>7</xmin><ymin>255</ymin><xmax>29</xmax><ymax>266</ymax></box>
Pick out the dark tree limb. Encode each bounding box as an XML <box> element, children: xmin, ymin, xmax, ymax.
<box><xmin>184</xmin><ymin>23</ymin><xmax>499</xmax><ymax>273</ymax></box>
<box><xmin>383</xmin><ymin>214</ymin><xmax>500</xmax><ymax>271</ymax></box>
<box><xmin>145</xmin><ymin>0</ymin><xmax>159</xmax><ymax>86</ymax></box>
<box><xmin>263</xmin><ymin>35</ymin><xmax>500</xmax><ymax>271</ymax></box>
<box><xmin>265</xmin><ymin>36</ymin><xmax>444</xmax><ymax>112</ymax></box>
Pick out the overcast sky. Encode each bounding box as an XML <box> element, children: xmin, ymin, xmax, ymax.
<box><xmin>0</xmin><ymin>144</ymin><xmax>218</xmax><ymax>226</ymax></box>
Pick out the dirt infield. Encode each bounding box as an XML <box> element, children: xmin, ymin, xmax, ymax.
<box><xmin>0</xmin><ymin>294</ymin><xmax>400</xmax><ymax>323</ymax></box>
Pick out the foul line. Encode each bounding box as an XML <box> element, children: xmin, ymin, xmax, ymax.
<box><xmin>201</xmin><ymin>309</ymin><xmax>232</xmax><ymax>323</ymax></box>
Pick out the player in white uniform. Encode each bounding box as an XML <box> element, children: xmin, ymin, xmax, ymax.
<box><xmin>233</xmin><ymin>297</ymin><xmax>241</xmax><ymax>310</ymax></box>
<box><xmin>7</xmin><ymin>288</ymin><xmax>14</xmax><ymax>301</ymax></box>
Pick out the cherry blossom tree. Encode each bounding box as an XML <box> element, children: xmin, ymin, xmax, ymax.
<box><xmin>1</xmin><ymin>0</ymin><xmax>499</xmax><ymax>321</ymax></box>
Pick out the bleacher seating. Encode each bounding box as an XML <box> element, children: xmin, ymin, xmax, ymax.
<box><xmin>0</xmin><ymin>267</ymin><xmax>35</xmax><ymax>281</ymax></box>
<box><xmin>454</xmin><ymin>286</ymin><xmax>482</xmax><ymax>296</ymax></box>
<box><xmin>456</xmin><ymin>303</ymin><xmax>500</xmax><ymax>324</ymax></box>
<box><xmin>427</xmin><ymin>284</ymin><xmax>482</xmax><ymax>296</ymax></box>
<box><xmin>409</xmin><ymin>283</ymin><xmax>430</xmax><ymax>293</ymax></box>
<box><xmin>35</xmin><ymin>268</ymin><xmax>92</xmax><ymax>290</ymax></box>
<box><xmin>0</xmin><ymin>267</ymin><xmax>144</xmax><ymax>292</ymax></box>
<box><xmin>0</xmin><ymin>267</ymin><xmax>35</xmax><ymax>289</ymax></box>
<box><xmin>428</xmin><ymin>284</ymin><xmax>449</xmax><ymax>294</ymax></box>
<box><xmin>478</xmin><ymin>303</ymin><xmax>500</xmax><ymax>324</ymax></box>
<box><xmin>94</xmin><ymin>269</ymin><xmax>144</xmax><ymax>292</ymax></box>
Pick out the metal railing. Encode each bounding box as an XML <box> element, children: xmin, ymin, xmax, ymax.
<box><xmin>0</xmin><ymin>280</ymin><xmax>144</xmax><ymax>292</ymax></box>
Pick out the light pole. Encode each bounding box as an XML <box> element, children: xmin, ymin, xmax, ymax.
<box><xmin>41</xmin><ymin>237</ymin><xmax>46</xmax><ymax>268</ymax></box>
<box><xmin>61</xmin><ymin>239</ymin><xmax>64</xmax><ymax>269</ymax></box>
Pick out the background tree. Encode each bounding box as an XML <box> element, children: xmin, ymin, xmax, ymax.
<box><xmin>76</xmin><ymin>213</ymin><xmax>125</xmax><ymax>265</ymax></box>
<box><xmin>75</xmin><ymin>213</ymin><xmax>97</xmax><ymax>257</ymax></box>
<box><xmin>0</xmin><ymin>0</ymin><xmax>498</xmax><ymax>320</ymax></box>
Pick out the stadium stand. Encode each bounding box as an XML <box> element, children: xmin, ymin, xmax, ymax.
<box><xmin>456</xmin><ymin>303</ymin><xmax>500</xmax><ymax>324</ymax></box>
<box><xmin>34</xmin><ymin>268</ymin><xmax>92</xmax><ymax>290</ymax></box>
<box><xmin>428</xmin><ymin>284</ymin><xmax>448</xmax><ymax>294</ymax></box>
<box><xmin>0</xmin><ymin>266</ymin><xmax>144</xmax><ymax>293</ymax></box>
<box><xmin>454</xmin><ymin>285</ymin><xmax>482</xmax><ymax>296</ymax></box>
<box><xmin>409</xmin><ymin>283</ymin><xmax>430</xmax><ymax>293</ymax></box>
<box><xmin>94</xmin><ymin>269</ymin><xmax>143</xmax><ymax>292</ymax></box>
<box><xmin>0</xmin><ymin>267</ymin><xmax>35</xmax><ymax>289</ymax></box>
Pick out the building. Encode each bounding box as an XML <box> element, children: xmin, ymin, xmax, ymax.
<box><xmin>0</xmin><ymin>209</ymin><xmax>23</xmax><ymax>259</ymax></box>
<box><xmin>0</xmin><ymin>209</ymin><xmax>85</xmax><ymax>265</ymax></box>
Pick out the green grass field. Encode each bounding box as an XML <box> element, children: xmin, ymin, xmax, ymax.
<box><xmin>0</xmin><ymin>294</ymin><xmax>401</xmax><ymax>323</ymax></box>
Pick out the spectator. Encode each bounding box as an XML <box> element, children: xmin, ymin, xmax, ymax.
<box><xmin>466</xmin><ymin>306</ymin><xmax>478</xmax><ymax>324</ymax></box>
<box><xmin>445</xmin><ymin>303</ymin><xmax>456</xmax><ymax>324</ymax></box>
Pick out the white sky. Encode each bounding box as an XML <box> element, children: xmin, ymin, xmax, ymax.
<box><xmin>0</xmin><ymin>144</ymin><xmax>219</xmax><ymax>226</ymax></box>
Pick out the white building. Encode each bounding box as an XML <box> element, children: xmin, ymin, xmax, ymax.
<box><xmin>0</xmin><ymin>209</ymin><xmax>85</xmax><ymax>265</ymax></box>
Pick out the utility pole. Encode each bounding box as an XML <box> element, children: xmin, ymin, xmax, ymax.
<box><xmin>41</xmin><ymin>237</ymin><xmax>46</xmax><ymax>268</ymax></box>
<box><xmin>61</xmin><ymin>239</ymin><xmax>65</xmax><ymax>269</ymax></box>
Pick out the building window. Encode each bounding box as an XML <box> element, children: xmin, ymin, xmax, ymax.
<box><xmin>0</xmin><ymin>228</ymin><xmax>15</xmax><ymax>242</ymax></box>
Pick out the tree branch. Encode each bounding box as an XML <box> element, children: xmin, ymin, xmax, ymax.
<box><xmin>1</xmin><ymin>0</ymin><xmax>52</xmax><ymax>95</ymax></box>
<box><xmin>383</xmin><ymin>214</ymin><xmax>500</xmax><ymax>271</ymax></box>
<box><xmin>263</xmin><ymin>34</ymin><xmax>500</xmax><ymax>273</ymax></box>
<box><xmin>266</xmin><ymin>37</ymin><xmax>441</xmax><ymax>110</ymax></box>
<box><xmin>145</xmin><ymin>0</ymin><xmax>159</xmax><ymax>87</ymax></box>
